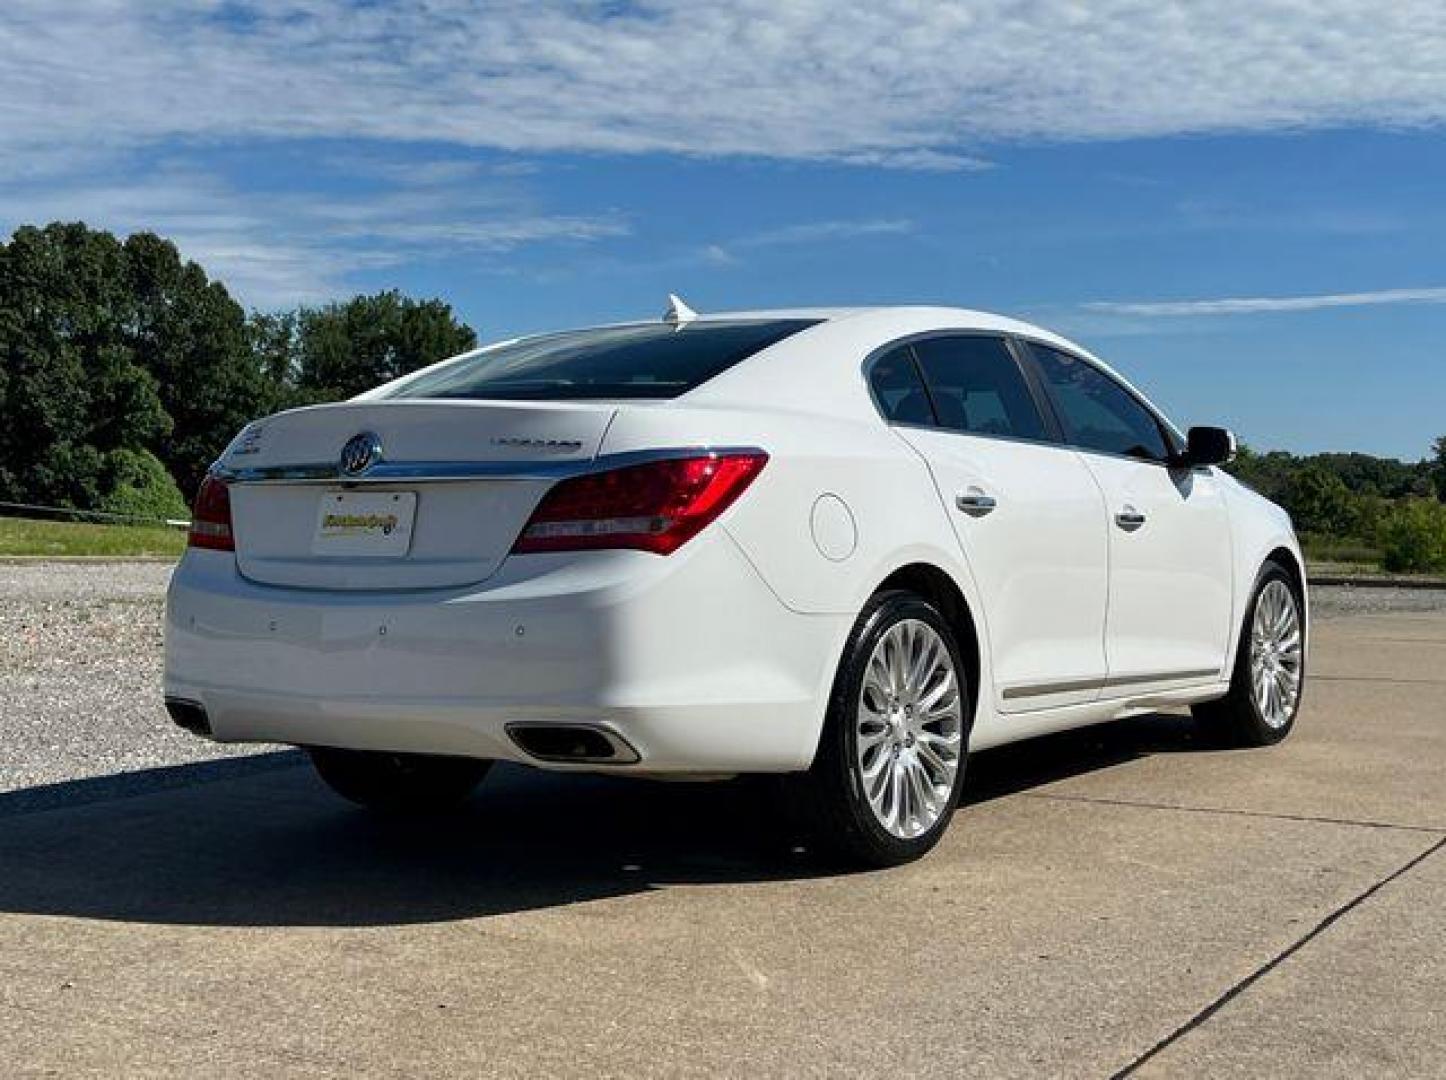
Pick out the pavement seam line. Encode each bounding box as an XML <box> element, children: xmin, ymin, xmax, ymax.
<box><xmin>1026</xmin><ymin>792</ymin><xmax>1446</xmax><ymax>835</ymax></box>
<box><xmin>1110</xmin><ymin>833</ymin><xmax>1446</xmax><ymax>1079</ymax></box>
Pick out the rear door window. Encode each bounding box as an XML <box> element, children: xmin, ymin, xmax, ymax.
<box><xmin>910</xmin><ymin>335</ymin><xmax>1049</xmax><ymax>441</ymax></box>
<box><xmin>382</xmin><ymin>319</ymin><xmax>820</xmax><ymax>401</ymax></box>
<box><xmin>867</xmin><ymin>345</ymin><xmax>936</xmax><ymax>425</ymax></box>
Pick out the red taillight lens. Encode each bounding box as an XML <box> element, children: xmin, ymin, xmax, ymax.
<box><xmin>513</xmin><ymin>452</ymin><xmax>768</xmax><ymax>556</ymax></box>
<box><xmin>188</xmin><ymin>474</ymin><xmax>235</xmax><ymax>551</ymax></box>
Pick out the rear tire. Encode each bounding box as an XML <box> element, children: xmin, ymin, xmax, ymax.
<box><xmin>307</xmin><ymin>747</ymin><xmax>491</xmax><ymax>813</ymax></box>
<box><xmin>792</xmin><ymin>590</ymin><xmax>972</xmax><ymax>868</ymax></box>
<box><xmin>1192</xmin><ymin>561</ymin><xmax>1305</xmax><ymax>747</ymax></box>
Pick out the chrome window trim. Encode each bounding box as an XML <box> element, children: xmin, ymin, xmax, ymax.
<box><xmin>212</xmin><ymin>445</ymin><xmax>767</xmax><ymax>486</ymax></box>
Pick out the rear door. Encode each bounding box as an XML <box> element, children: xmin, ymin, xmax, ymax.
<box><xmin>876</xmin><ymin>335</ymin><xmax>1111</xmax><ymax>712</ymax></box>
<box><xmin>1024</xmin><ymin>342</ymin><xmax>1234</xmax><ymax>687</ymax></box>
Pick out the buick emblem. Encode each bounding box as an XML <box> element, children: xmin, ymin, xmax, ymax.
<box><xmin>339</xmin><ymin>431</ymin><xmax>383</xmax><ymax>476</ymax></box>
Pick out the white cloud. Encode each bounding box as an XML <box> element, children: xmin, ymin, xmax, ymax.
<box><xmin>734</xmin><ymin>219</ymin><xmax>915</xmax><ymax>249</ymax></box>
<box><xmin>2</xmin><ymin>1</ymin><xmax>1444</xmax><ymax>170</ymax></box>
<box><xmin>683</xmin><ymin>218</ymin><xmax>913</xmax><ymax>269</ymax></box>
<box><xmin>835</xmin><ymin>150</ymin><xmax>994</xmax><ymax>173</ymax></box>
<box><xmin>1086</xmin><ymin>286</ymin><xmax>1446</xmax><ymax>317</ymax></box>
<box><xmin>6</xmin><ymin>2</ymin><xmax>1445</xmax><ymax>306</ymax></box>
<box><xmin>0</xmin><ymin>164</ymin><xmax>629</xmax><ymax>307</ymax></box>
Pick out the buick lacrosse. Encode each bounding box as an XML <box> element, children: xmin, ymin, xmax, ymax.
<box><xmin>165</xmin><ymin>300</ymin><xmax>1306</xmax><ymax>866</ymax></box>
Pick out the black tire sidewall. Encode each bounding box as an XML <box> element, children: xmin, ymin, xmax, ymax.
<box><xmin>818</xmin><ymin>591</ymin><xmax>972</xmax><ymax>865</ymax></box>
<box><xmin>1234</xmin><ymin>563</ymin><xmax>1306</xmax><ymax>742</ymax></box>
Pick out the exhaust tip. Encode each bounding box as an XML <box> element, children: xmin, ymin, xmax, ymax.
<box><xmin>165</xmin><ymin>697</ymin><xmax>212</xmax><ymax>737</ymax></box>
<box><xmin>506</xmin><ymin>722</ymin><xmax>640</xmax><ymax>765</ymax></box>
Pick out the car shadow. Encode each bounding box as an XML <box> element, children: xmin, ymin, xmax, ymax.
<box><xmin>0</xmin><ymin>712</ymin><xmax>1217</xmax><ymax>929</ymax></box>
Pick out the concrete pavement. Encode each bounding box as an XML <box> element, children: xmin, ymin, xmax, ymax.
<box><xmin>1</xmin><ymin>611</ymin><xmax>1443</xmax><ymax>1077</ymax></box>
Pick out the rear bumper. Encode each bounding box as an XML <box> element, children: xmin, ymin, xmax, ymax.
<box><xmin>163</xmin><ymin>534</ymin><xmax>848</xmax><ymax>773</ymax></box>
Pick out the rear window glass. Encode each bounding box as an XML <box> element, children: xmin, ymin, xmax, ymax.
<box><xmin>868</xmin><ymin>345</ymin><xmax>935</xmax><ymax>425</ymax></box>
<box><xmin>380</xmin><ymin>319</ymin><xmax>820</xmax><ymax>401</ymax></box>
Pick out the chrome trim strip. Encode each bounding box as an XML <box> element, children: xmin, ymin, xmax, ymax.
<box><xmin>1002</xmin><ymin>668</ymin><xmax>1221</xmax><ymax>700</ymax></box>
<box><xmin>213</xmin><ymin>445</ymin><xmax>766</xmax><ymax>485</ymax></box>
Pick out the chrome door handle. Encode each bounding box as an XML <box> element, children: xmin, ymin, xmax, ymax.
<box><xmin>956</xmin><ymin>490</ymin><xmax>997</xmax><ymax>517</ymax></box>
<box><xmin>1115</xmin><ymin>506</ymin><xmax>1146</xmax><ymax>531</ymax></box>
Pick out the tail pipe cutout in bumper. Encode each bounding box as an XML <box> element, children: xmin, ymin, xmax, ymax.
<box><xmin>165</xmin><ymin>697</ymin><xmax>213</xmax><ymax>738</ymax></box>
<box><xmin>505</xmin><ymin>722</ymin><xmax>641</xmax><ymax>765</ymax></box>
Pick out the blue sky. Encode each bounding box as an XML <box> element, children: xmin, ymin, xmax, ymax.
<box><xmin>2</xmin><ymin>2</ymin><xmax>1444</xmax><ymax>459</ymax></box>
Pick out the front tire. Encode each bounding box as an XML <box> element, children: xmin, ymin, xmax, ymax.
<box><xmin>1192</xmin><ymin>561</ymin><xmax>1305</xmax><ymax>746</ymax></box>
<box><xmin>794</xmin><ymin>590</ymin><xmax>971</xmax><ymax>868</ymax></box>
<box><xmin>307</xmin><ymin>747</ymin><xmax>491</xmax><ymax>814</ymax></box>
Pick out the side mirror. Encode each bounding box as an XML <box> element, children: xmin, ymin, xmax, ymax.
<box><xmin>1184</xmin><ymin>426</ymin><xmax>1236</xmax><ymax>467</ymax></box>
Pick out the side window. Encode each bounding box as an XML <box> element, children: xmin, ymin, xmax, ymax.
<box><xmin>868</xmin><ymin>345</ymin><xmax>935</xmax><ymax>426</ymax></box>
<box><xmin>1027</xmin><ymin>344</ymin><xmax>1171</xmax><ymax>462</ymax></box>
<box><xmin>911</xmin><ymin>335</ymin><xmax>1048</xmax><ymax>441</ymax></box>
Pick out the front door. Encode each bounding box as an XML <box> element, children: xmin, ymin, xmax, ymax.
<box><xmin>1025</xmin><ymin>343</ymin><xmax>1234</xmax><ymax>687</ymax></box>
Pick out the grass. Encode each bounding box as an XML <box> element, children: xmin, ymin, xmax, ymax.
<box><xmin>1296</xmin><ymin>535</ymin><xmax>1445</xmax><ymax>581</ymax></box>
<box><xmin>0</xmin><ymin>516</ymin><xmax>187</xmax><ymax>558</ymax></box>
<box><xmin>1298</xmin><ymin>533</ymin><xmax>1384</xmax><ymax>569</ymax></box>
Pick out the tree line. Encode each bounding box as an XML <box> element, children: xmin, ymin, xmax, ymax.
<box><xmin>2</xmin><ymin>221</ymin><xmax>1444</xmax><ymax>570</ymax></box>
<box><xmin>1228</xmin><ymin>444</ymin><xmax>1446</xmax><ymax>572</ymax></box>
<box><xmin>0</xmin><ymin>222</ymin><xmax>474</xmax><ymax>521</ymax></box>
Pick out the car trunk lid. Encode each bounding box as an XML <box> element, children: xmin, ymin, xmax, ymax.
<box><xmin>219</xmin><ymin>400</ymin><xmax>615</xmax><ymax>590</ymax></box>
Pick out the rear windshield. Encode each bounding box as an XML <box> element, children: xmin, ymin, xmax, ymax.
<box><xmin>380</xmin><ymin>318</ymin><xmax>820</xmax><ymax>401</ymax></box>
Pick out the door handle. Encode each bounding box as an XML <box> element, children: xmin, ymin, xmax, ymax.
<box><xmin>956</xmin><ymin>489</ymin><xmax>997</xmax><ymax>517</ymax></box>
<box><xmin>1115</xmin><ymin>505</ymin><xmax>1146</xmax><ymax>531</ymax></box>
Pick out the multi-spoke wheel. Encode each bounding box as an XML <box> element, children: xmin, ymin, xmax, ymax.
<box><xmin>1249</xmin><ymin>579</ymin><xmax>1304</xmax><ymax>729</ymax></box>
<box><xmin>793</xmin><ymin>590</ymin><xmax>971</xmax><ymax>867</ymax></box>
<box><xmin>1193</xmin><ymin>562</ymin><xmax>1306</xmax><ymax>746</ymax></box>
<box><xmin>855</xmin><ymin>619</ymin><xmax>964</xmax><ymax>840</ymax></box>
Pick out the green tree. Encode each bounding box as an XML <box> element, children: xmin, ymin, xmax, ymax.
<box><xmin>1378</xmin><ymin>499</ymin><xmax>1446</xmax><ymax>573</ymax></box>
<box><xmin>2</xmin><ymin>223</ymin><xmax>478</xmax><ymax>513</ymax></box>
<box><xmin>96</xmin><ymin>447</ymin><xmax>190</xmax><ymax>521</ymax></box>
<box><xmin>122</xmin><ymin>231</ymin><xmax>275</xmax><ymax>497</ymax></box>
<box><xmin>292</xmin><ymin>290</ymin><xmax>476</xmax><ymax>399</ymax></box>
<box><xmin>0</xmin><ymin>223</ymin><xmax>276</xmax><ymax>506</ymax></box>
<box><xmin>1280</xmin><ymin>464</ymin><xmax>1357</xmax><ymax>537</ymax></box>
<box><xmin>0</xmin><ymin>224</ymin><xmax>172</xmax><ymax>508</ymax></box>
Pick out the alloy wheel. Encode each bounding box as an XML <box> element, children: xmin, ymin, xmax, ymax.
<box><xmin>1249</xmin><ymin>579</ymin><xmax>1303</xmax><ymax>729</ymax></box>
<box><xmin>854</xmin><ymin>619</ymin><xmax>964</xmax><ymax>839</ymax></box>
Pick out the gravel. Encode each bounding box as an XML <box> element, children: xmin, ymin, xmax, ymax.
<box><xmin>0</xmin><ymin>560</ymin><xmax>267</xmax><ymax>796</ymax></box>
<box><xmin>1309</xmin><ymin>582</ymin><xmax>1446</xmax><ymax>618</ymax></box>
<box><xmin>3</xmin><ymin>560</ymin><xmax>1445</xmax><ymax>796</ymax></box>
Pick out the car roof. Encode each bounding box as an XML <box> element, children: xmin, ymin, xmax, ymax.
<box><xmin>687</xmin><ymin>305</ymin><xmax>1102</xmax><ymax>359</ymax></box>
<box><xmin>676</xmin><ymin>305</ymin><xmax>1154</xmax><ymax>420</ymax></box>
<box><xmin>365</xmin><ymin>304</ymin><xmax>1174</xmax><ymax>436</ymax></box>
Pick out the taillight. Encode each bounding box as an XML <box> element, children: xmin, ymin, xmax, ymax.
<box><xmin>513</xmin><ymin>452</ymin><xmax>768</xmax><ymax>556</ymax></box>
<box><xmin>188</xmin><ymin>474</ymin><xmax>235</xmax><ymax>551</ymax></box>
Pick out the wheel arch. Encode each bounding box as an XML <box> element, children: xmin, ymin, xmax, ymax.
<box><xmin>1264</xmin><ymin>543</ymin><xmax>1309</xmax><ymax>645</ymax></box>
<box><xmin>874</xmin><ymin>562</ymin><xmax>983</xmax><ymax>723</ymax></box>
<box><xmin>1224</xmin><ymin>543</ymin><xmax>1309</xmax><ymax>676</ymax></box>
<box><xmin>1265</xmin><ymin>545</ymin><xmax>1305</xmax><ymax>599</ymax></box>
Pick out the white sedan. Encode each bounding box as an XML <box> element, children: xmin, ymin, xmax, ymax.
<box><xmin>164</xmin><ymin>301</ymin><xmax>1306</xmax><ymax>866</ymax></box>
